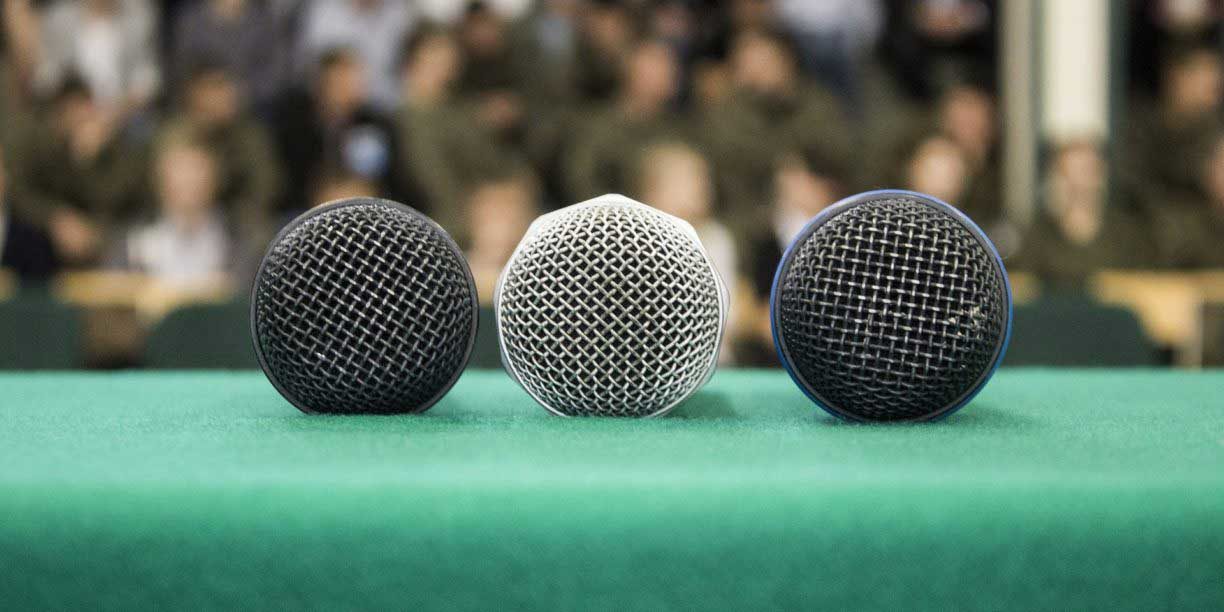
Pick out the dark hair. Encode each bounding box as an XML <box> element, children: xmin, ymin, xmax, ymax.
<box><xmin>1163</xmin><ymin>43</ymin><xmax>1220</xmax><ymax>72</ymax></box>
<box><xmin>49</xmin><ymin>74</ymin><xmax>92</xmax><ymax>107</ymax></box>
<box><xmin>779</xmin><ymin>145</ymin><xmax>847</xmax><ymax>185</ymax></box>
<box><xmin>464</xmin><ymin>1</ymin><xmax>492</xmax><ymax>18</ymax></box>
<box><xmin>318</xmin><ymin>47</ymin><xmax>361</xmax><ymax>75</ymax></box>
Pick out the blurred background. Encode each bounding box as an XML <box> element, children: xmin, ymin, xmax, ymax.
<box><xmin>0</xmin><ymin>0</ymin><xmax>1221</xmax><ymax>370</ymax></box>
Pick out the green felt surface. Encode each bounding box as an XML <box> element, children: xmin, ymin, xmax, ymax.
<box><xmin>0</xmin><ymin>369</ymin><xmax>1222</xmax><ymax>611</ymax></box>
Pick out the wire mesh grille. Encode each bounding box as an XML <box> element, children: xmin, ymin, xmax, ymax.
<box><xmin>253</xmin><ymin>200</ymin><xmax>476</xmax><ymax>414</ymax></box>
<box><xmin>776</xmin><ymin>196</ymin><xmax>1007</xmax><ymax>421</ymax></box>
<box><xmin>498</xmin><ymin>201</ymin><xmax>723</xmax><ymax>417</ymax></box>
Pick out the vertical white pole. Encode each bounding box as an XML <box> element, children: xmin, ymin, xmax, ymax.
<box><xmin>1001</xmin><ymin>0</ymin><xmax>1039</xmax><ymax>225</ymax></box>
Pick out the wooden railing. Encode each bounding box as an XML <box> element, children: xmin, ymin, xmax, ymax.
<box><xmin>4</xmin><ymin>268</ymin><xmax>1224</xmax><ymax>366</ymax></box>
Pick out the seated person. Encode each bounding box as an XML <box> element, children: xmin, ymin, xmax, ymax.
<box><xmin>1014</xmin><ymin>140</ymin><xmax>1155</xmax><ymax>292</ymax></box>
<box><xmin>111</xmin><ymin>137</ymin><xmax>234</xmax><ymax>288</ymax></box>
<box><xmin>162</xmin><ymin>62</ymin><xmax>283</xmax><ymax>244</ymax></box>
<box><xmin>19</xmin><ymin>78</ymin><xmax>148</xmax><ymax>267</ymax></box>
<box><xmin>745</xmin><ymin>148</ymin><xmax>846</xmax><ymax>303</ymax></box>
<box><xmin>905</xmin><ymin>135</ymin><xmax>970</xmax><ymax>210</ymax></box>
<box><xmin>700</xmin><ymin>29</ymin><xmax>852</xmax><ymax>233</ymax></box>
<box><xmin>1149</xmin><ymin>131</ymin><xmax>1224</xmax><ymax>268</ymax></box>
<box><xmin>634</xmin><ymin>141</ymin><xmax>739</xmax><ymax>361</ymax></box>
<box><xmin>464</xmin><ymin>170</ymin><xmax>539</xmax><ymax>302</ymax></box>
<box><xmin>739</xmin><ymin>148</ymin><xmax>846</xmax><ymax>365</ymax></box>
<box><xmin>0</xmin><ymin>146</ymin><xmax>59</xmax><ymax>283</ymax></box>
<box><xmin>277</xmin><ymin>48</ymin><xmax>400</xmax><ymax>216</ymax></box>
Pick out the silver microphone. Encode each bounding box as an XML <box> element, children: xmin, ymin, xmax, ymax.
<box><xmin>495</xmin><ymin>194</ymin><xmax>729</xmax><ymax>417</ymax></box>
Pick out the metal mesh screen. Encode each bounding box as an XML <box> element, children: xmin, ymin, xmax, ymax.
<box><xmin>775</xmin><ymin>196</ymin><xmax>1007</xmax><ymax>421</ymax></box>
<box><xmin>497</xmin><ymin>201</ymin><xmax>723</xmax><ymax>417</ymax></box>
<box><xmin>253</xmin><ymin>199</ymin><xmax>476</xmax><ymax>414</ymax></box>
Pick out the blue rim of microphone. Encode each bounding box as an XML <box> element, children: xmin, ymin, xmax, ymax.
<box><xmin>769</xmin><ymin>189</ymin><xmax>1014</xmax><ymax>422</ymax></box>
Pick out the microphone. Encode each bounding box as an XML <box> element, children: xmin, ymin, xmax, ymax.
<box><xmin>496</xmin><ymin>194</ymin><xmax>728</xmax><ymax>417</ymax></box>
<box><xmin>771</xmin><ymin>190</ymin><xmax>1012</xmax><ymax>421</ymax></box>
<box><xmin>251</xmin><ymin>197</ymin><xmax>477</xmax><ymax>414</ymax></box>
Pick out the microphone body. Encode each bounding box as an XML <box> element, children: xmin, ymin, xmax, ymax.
<box><xmin>496</xmin><ymin>194</ymin><xmax>729</xmax><ymax>417</ymax></box>
<box><xmin>251</xmin><ymin>197</ymin><xmax>477</xmax><ymax>414</ymax></box>
<box><xmin>771</xmin><ymin>190</ymin><xmax>1012</xmax><ymax>421</ymax></box>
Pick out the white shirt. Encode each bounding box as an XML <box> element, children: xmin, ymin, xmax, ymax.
<box><xmin>694</xmin><ymin>219</ymin><xmax>738</xmax><ymax>290</ymax></box>
<box><xmin>36</xmin><ymin>0</ymin><xmax>160</xmax><ymax>107</ymax></box>
<box><xmin>125</xmin><ymin>214</ymin><xmax>231</xmax><ymax>287</ymax></box>
<box><xmin>298</xmin><ymin>0</ymin><xmax>416</xmax><ymax>110</ymax></box>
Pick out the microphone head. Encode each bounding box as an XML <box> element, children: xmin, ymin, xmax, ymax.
<box><xmin>496</xmin><ymin>194</ymin><xmax>728</xmax><ymax>417</ymax></box>
<box><xmin>771</xmin><ymin>190</ymin><xmax>1012</xmax><ymax>422</ymax></box>
<box><xmin>251</xmin><ymin>197</ymin><xmax>477</xmax><ymax>414</ymax></box>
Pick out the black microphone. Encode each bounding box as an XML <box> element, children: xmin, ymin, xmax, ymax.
<box><xmin>251</xmin><ymin>197</ymin><xmax>477</xmax><ymax>414</ymax></box>
<box><xmin>771</xmin><ymin>190</ymin><xmax>1012</xmax><ymax>421</ymax></box>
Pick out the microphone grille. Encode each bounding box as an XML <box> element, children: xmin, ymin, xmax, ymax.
<box><xmin>497</xmin><ymin>196</ymin><xmax>725</xmax><ymax>417</ymax></box>
<box><xmin>774</xmin><ymin>193</ymin><xmax>1009</xmax><ymax>421</ymax></box>
<box><xmin>252</xmin><ymin>198</ymin><xmax>477</xmax><ymax>414</ymax></box>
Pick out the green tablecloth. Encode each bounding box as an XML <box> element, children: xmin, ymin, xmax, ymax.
<box><xmin>1</xmin><ymin>369</ymin><xmax>1222</xmax><ymax>610</ymax></box>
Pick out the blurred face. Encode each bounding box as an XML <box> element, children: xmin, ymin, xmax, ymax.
<box><xmin>641</xmin><ymin>147</ymin><xmax>712</xmax><ymax>223</ymax></box>
<box><xmin>461</xmin><ymin>10</ymin><xmax>506</xmax><ymax>58</ymax></box>
<box><xmin>907</xmin><ymin>137</ymin><xmax>969</xmax><ymax>205</ymax></box>
<box><xmin>469</xmin><ymin>179</ymin><xmax>535</xmax><ymax>261</ymax></box>
<box><xmin>651</xmin><ymin>2</ymin><xmax>694</xmax><ymax>42</ymax></box>
<box><xmin>585</xmin><ymin>6</ymin><xmax>634</xmax><ymax>55</ymax></box>
<box><xmin>693</xmin><ymin>61</ymin><xmax>731</xmax><ymax>108</ymax></box>
<box><xmin>1167</xmin><ymin>51</ymin><xmax>1223</xmax><ymax>117</ymax></box>
<box><xmin>624</xmin><ymin>43</ymin><xmax>679</xmax><ymax>108</ymax></box>
<box><xmin>1048</xmin><ymin>142</ymin><xmax>1106</xmax><ymax>236</ymax></box>
<box><xmin>320</xmin><ymin>55</ymin><xmax>368</xmax><ymax>116</ymax></box>
<box><xmin>940</xmin><ymin>86</ymin><xmax>995</xmax><ymax>160</ymax></box>
<box><xmin>1160</xmin><ymin>0</ymin><xmax>1215</xmax><ymax>32</ymax></box>
<box><xmin>55</xmin><ymin>93</ymin><xmax>97</xmax><ymax>136</ymax></box>
<box><xmin>732</xmin><ymin>34</ymin><xmax>794</xmax><ymax>96</ymax></box>
<box><xmin>914</xmin><ymin>0</ymin><xmax>988</xmax><ymax>40</ymax></box>
<box><xmin>775</xmin><ymin>158</ymin><xmax>839</xmax><ymax>220</ymax></box>
<box><xmin>1056</xmin><ymin>143</ymin><xmax>1105</xmax><ymax>203</ymax></box>
<box><xmin>407</xmin><ymin>34</ymin><xmax>461</xmax><ymax>98</ymax></box>
<box><xmin>188</xmin><ymin>72</ymin><xmax>240</xmax><ymax>126</ymax></box>
<box><xmin>157</xmin><ymin>145</ymin><xmax>218</xmax><ymax>220</ymax></box>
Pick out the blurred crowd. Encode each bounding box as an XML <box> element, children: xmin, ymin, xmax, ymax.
<box><xmin>1</xmin><ymin>0</ymin><xmax>1223</xmax><ymax>365</ymax></box>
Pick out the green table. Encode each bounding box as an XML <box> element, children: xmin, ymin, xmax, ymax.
<box><xmin>1</xmin><ymin>370</ymin><xmax>1222</xmax><ymax>610</ymax></box>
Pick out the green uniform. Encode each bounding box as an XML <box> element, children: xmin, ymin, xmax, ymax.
<box><xmin>562</xmin><ymin>105</ymin><xmax>687</xmax><ymax>202</ymax></box>
<box><xmin>14</xmin><ymin>117</ymin><xmax>148</xmax><ymax>234</ymax></box>
<box><xmin>699</xmin><ymin>87</ymin><xmax>852</xmax><ymax>236</ymax></box>
<box><xmin>1012</xmin><ymin>208</ymin><xmax>1157</xmax><ymax>291</ymax></box>
<box><xmin>1145</xmin><ymin>189</ymin><xmax>1224</xmax><ymax>268</ymax></box>
<box><xmin>394</xmin><ymin>102</ymin><xmax>507</xmax><ymax>245</ymax></box>
<box><xmin>1121</xmin><ymin>105</ymin><xmax>1222</xmax><ymax>209</ymax></box>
